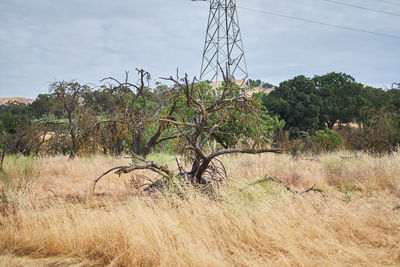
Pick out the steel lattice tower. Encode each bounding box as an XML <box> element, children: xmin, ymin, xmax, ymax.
<box><xmin>199</xmin><ymin>0</ymin><xmax>248</xmax><ymax>87</ymax></box>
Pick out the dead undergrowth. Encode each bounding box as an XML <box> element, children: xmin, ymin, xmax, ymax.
<box><xmin>0</xmin><ymin>152</ymin><xmax>399</xmax><ymax>266</ymax></box>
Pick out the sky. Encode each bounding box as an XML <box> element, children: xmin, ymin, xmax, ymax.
<box><xmin>0</xmin><ymin>0</ymin><xmax>399</xmax><ymax>98</ymax></box>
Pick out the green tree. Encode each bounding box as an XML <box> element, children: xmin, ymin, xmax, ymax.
<box><xmin>28</xmin><ymin>94</ymin><xmax>55</xmax><ymax>118</ymax></box>
<box><xmin>314</xmin><ymin>72</ymin><xmax>369</xmax><ymax>129</ymax></box>
<box><xmin>0</xmin><ymin>112</ymin><xmax>37</xmax><ymax>155</ymax></box>
<box><xmin>82</xmin><ymin>88</ymin><xmax>114</xmax><ymax>113</ymax></box>
<box><xmin>262</xmin><ymin>75</ymin><xmax>324</xmax><ymax>132</ymax></box>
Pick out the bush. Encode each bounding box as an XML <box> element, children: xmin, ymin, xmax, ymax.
<box><xmin>363</xmin><ymin>107</ymin><xmax>400</xmax><ymax>153</ymax></box>
<box><xmin>310</xmin><ymin>129</ymin><xmax>343</xmax><ymax>153</ymax></box>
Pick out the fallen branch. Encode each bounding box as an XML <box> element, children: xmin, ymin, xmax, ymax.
<box><xmin>209</xmin><ymin>148</ymin><xmax>283</xmax><ymax>160</ymax></box>
<box><xmin>302</xmin><ymin>184</ymin><xmax>325</xmax><ymax>194</ymax></box>
<box><xmin>92</xmin><ymin>155</ymin><xmax>173</xmax><ymax>194</ymax></box>
<box><xmin>251</xmin><ymin>176</ymin><xmax>326</xmax><ymax>197</ymax></box>
<box><xmin>92</xmin><ymin>165</ymin><xmax>130</xmax><ymax>193</ymax></box>
<box><xmin>48</xmin><ymin>188</ymin><xmax>57</xmax><ymax>196</ymax></box>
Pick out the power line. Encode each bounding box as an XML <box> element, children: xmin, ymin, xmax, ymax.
<box><xmin>194</xmin><ymin>0</ymin><xmax>400</xmax><ymax>8</ymax></box>
<box><xmin>375</xmin><ymin>0</ymin><xmax>400</xmax><ymax>7</ymax></box>
<box><xmin>193</xmin><ymin>0</ymin><xmax>400</xmax><ymax>40</ymax></box>
<box><xmin>321</xmin><ymin>0</ymin><xmax>400</xmax><ymax>17</ymax></box>
<box><xmin>238</xmin><ymin>6</ymin><xmax>400</xmax><ymax>40</ymax></box>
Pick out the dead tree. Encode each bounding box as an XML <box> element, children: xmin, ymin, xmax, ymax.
<box><xmin>160</xmin><ymin>69</ymin><xmax>282</xmax><ymax>186</ymax></box>
<box><xmin>0</xmin><ymin>115</ymin><xmax>39</xmax><ymax>156</ymax></box>
<box><xmin>50</xmin><ymin>81</ymin><xmax>91</xmax><ymax>159</ymax></box>
<box><xmin>100</xmin><ymin>69</ymin><xmax>181</xmax><ymax>158</ymax></box>
<box><xmin>94</xmin><ymin>68</ymin><xmax>282</xmax><ymax>194</ymax></box>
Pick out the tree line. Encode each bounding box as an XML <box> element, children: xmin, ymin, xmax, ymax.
<box><xmin>0</xmin><ymin>69</ymin><xmax>282</xmax><ymax>159</ymax></box>
<box><xmin>0</xmin><ymin>70</ymin><xmax>399</xmax><ymax>159</ymax></box>
<box><xmin>260</xmin><ymin>72</ymin><xmax>400</xmax><ymax>153</ymax></box>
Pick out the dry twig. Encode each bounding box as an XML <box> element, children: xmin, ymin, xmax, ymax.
<box><xmin>251</xmin><ymin>176</ymin><xmax>326</xmax><ymax>197</ymax></box>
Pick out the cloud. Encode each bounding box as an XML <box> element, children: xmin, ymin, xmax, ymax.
<box><xmin>0</xmin><ymin>0</ymin><xmax>399</xmax><ymax>97</ymax></box>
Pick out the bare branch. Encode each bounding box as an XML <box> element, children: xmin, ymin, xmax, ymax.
<box><xmin>209</xmin><ymin>148</ymin><xmax>283</xmax><ymax>160</ymax></box>
<box><xmin>92</xmin><ymin>155</ymin><xmax>173</xmax><ymax>193</ymax></box>
<box><xmin>95</xmin><ymin>66</ymin><xmax>283</xmax><ymax>195</ymax></box>
<box><xmin>159</xmin><ymin>119</ymin><xmax>197</xmax><ymax>128</ymax></box>
<box><xmin>251</xmin><ymin>177</ymin><xmax>326</xmax><ymax>197</ymax></box>
<box><xmin>154</xmin><ymin>135</ymin><xmax>179</xmax><ymax>145</ymax></box>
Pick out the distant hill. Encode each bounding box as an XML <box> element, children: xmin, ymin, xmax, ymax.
<box><xmin>251</xmin><ymin>83</ymin><xmax>275</xmax><ymax>95</ymax></box>
<box><xmin>207</xmin><ymin>79</ymin><xmax>275</xmax><ymax>95</ymax></box>
<box><xmin>0</xmin><ymin>97</ymin><xmax>34</xmax><ymax>106</ymax></box>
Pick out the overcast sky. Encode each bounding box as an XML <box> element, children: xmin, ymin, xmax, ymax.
<box><xmin>0</xmin><ymin>0</ymin><xmax>399</xmax><ymax>98</ymax></box>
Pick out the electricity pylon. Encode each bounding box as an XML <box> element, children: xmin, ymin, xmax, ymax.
<box><xmin>195</xmin><ymin>0</ymin><xmax>248</xmax><ymax>87</ymax></box>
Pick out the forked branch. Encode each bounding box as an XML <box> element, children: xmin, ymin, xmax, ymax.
<box><xmin>92</xmin><ymin>155</ymin><xmax>173</xmax><ymax>193</ymax></box>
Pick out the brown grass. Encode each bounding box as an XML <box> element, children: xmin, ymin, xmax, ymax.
<box><xmin>0</xmin><ymin>152</ymin><xmax>400</xmax><ymax>266</ymax></box>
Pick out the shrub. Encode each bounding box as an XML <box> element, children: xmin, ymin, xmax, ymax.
<box><xmin>363</xmin><ymin>107</ymin><xmax>400</xmax><ymax>153</ymax></box>
<box><xmin>310</xmin><ymin>129</ymin><xmax>343</xmax><ymax>153</ymax></box>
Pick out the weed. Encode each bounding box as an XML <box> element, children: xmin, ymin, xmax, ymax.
<box><xmin>0</xmin><ymin>155</ymin><xmax>37</xmax><ymax>203</ymax></box>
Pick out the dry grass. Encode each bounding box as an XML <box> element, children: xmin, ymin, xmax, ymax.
<box><xmin>0</xmin><ymin>152</ymin><xmax>400</xmax><ymax>266</ymax></box>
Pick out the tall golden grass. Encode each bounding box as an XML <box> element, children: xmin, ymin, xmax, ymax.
<box><xmin>0</xmin><ymin>152</ymin><xmax>399</xmax><ymax>266</ymax></box>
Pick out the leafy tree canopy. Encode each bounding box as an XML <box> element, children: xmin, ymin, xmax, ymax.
<box><xmin>261</xmin><ymin>72</ymin><xmax>382</xmax><ymax>132</ymax></box>
<box><xmin>313</xmin><ymin>72</ymin><xmax>368</xmax><ymax>129</ymax></box>
<box><xmin>262</xmin><ymin>75</ymin><xmax>324</xmax><ymax>132</ymax></box>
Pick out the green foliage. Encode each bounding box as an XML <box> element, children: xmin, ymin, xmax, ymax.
<box><xmin>310</xmin><ymin>129</ymin><xmax>343</xmax><ymax>153</ymax></box>
<box><xmin>263</xmin><ymin>75</ymin><xmax>324</xmax><ymax>132</ymax></box>
<box><xmin>314</xmin><ymin>72</ymin><xmax>368</xmax><ymax>129</ymax></box>
<box><xmin>247</xmin><ymin>79</ymin><xmax>274</xmax><ymax>89</ymax></box>
<box><xmin>261</xmin><ymin>72</ymin><xmax>396</xmax><ymax>146</ymax></box>
<box><xmin>29</xmin><ymin>94</ymin><xmax>55</xmax><ymax>118</ymax></box>
<box><xmin>0</xmin><ymin>112</ymin><xmax>35</xmax><ymax>155</ymax></box>
<box><xmin>363</xmin><ymin>87</ymin><xmax>400</xmax><ymax>111</ymax></box>
<box><xmin>252</xmin><ymin>93</ymin><xmax>286</xmax><ymax>141</ymax></box>
<box><xmin>0</xmin><ymin>155</ymin><xmax>37</xmax><ymax>203</ymax></box>
<box><xmin>0</xmin><ymin>70</ymin><xmax>397</xmax><ymax>156</ymax></box>
<box><xmin>82</xmin><ymin>88</ymin><xmax>114</xmax><ymax>113</ymax></box>
<box><xmin>0</xmin><ymin>111</ymin><xmax>17</xmax><ymax>134</ymax></box>
<box><xmin>180</xmin><ymin>80</ymin><xmax>281</xmax><ymax>151</ymax></box>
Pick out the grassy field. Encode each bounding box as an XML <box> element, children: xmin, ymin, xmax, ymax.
<box><xmin>0</xmin><ymin>152</ymin><xmax>399</xmax><ymax>266</ymax></box>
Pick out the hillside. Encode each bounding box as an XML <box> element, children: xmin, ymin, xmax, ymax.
<box><xmin>208</xmin><ymin>80</ymin><xmax>275</xmax><ymax>94</ymax></box>
<box><xmin>0</xmin><ymin>97</ymin><xmax>34</xmax><ymax>106</ymax></box>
